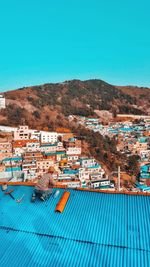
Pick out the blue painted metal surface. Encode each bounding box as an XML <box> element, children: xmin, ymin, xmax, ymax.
<box><xmin>0</xmin><ymin>186</ymin><xmax>150</xmax><ymax>266</ymax></box>
<box><xmin>5</xmin><ymin>167</ymin><xmax>22</xmax><ymax>172</ymax></box>
<box><xmin>2</xmin><ymin>157</ymin><xmax>22</xmax><ymax>162</ymax></box>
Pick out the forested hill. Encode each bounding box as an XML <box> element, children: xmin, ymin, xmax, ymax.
<box><xmin>0</xmin><ymin>79</ymin><xmax>149</xmax><ymax>172</ymax></box>
<box><xmin>0</xmin><ymin>79</ymin><xmax>149</xmax><ymax>129</ymax></box>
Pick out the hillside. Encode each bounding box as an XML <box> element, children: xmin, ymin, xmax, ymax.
<box><xmin>0</xmin><ymin>79</ymin><xmax>148</xmax><ymax>173</ymax></box>
<box><xmin>0</xmin><ymin>79</ymin><xmax>149</xmax><ymax>129</ymax></box>
<box><xmin>116</xmin><ymin>85</ymin><xmax>150</xmax><ymax>114</ymax></box>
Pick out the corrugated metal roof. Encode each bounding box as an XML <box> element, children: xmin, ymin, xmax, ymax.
<box><xmin>2</xmin><ymin>156</ymin><xmax>22</xmax><ymax>162</ymax></box>
<box><xmin>5</xmin><ymin>167</ymin><xmax>22</xmax><ymax>172</ymax></box>
<box><xmin>0</xmin><ymin>186</ymin><xmax>150</xmax><ymax>266</ymax></box>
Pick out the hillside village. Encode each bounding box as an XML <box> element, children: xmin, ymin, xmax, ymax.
<box><xmin>0</xmin><ymin>83</ymin><xmax>150</xmax><ymax>192</ymax></box>
<box><xmin>0</xmin><ymin>125</ymin><xmax>110</xmax><ymax>189</ymax></box>
<box><xmin>0</xmin><ymin>117</ymin><xmax>150</xmax><ymax>192</ymax></box>
<box><xmin>70</xmin><ymin>115</ymin><xmax>150</xmax><ymax>191</ymax></box>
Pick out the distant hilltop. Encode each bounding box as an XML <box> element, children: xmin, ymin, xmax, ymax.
<box><xmin>0</xmin><ymin>79</ymin><xmax>149</xmax><ymax>130</ymax></box>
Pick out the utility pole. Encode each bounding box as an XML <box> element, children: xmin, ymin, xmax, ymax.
<box><xmin>118</xmin><ymin>166</ymin><xmax>120</xmax><ymax>191</ymax></box>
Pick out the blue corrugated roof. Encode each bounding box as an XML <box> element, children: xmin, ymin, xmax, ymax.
<box><xmin>88</xmin><ymin>163</ymin><xmax>101</xmax><ymax>168</ymax></box>
<box><xmin>41</xmin><ymin>143</ymin><xmax>57</xmax><ymax>147</ymax></box>
<box><xmin>141</xmin><ymin>164</ymin><xmax>150</xmax><ymax>172</ymax></box>
<box><xmin>63</xmin><ymin>169</ymin><xmax>79</xmax><ymax>174</ymax></box>
<box><xmin>5</xmin><ymin>166</ymin><xmax>22</xmax><ymax>172</ymax></box>
<box><xmin>119</xmin><ymin>127</ymin><xmax>132</xmax><ymax>132</ymax></box>
<box><xmin>0</xmin><ymin>186</ymin><xmax>150</xmax><ymax>266</ymax></box>
<box><xmin>2</xmin><ymin>157</ymin><xmax>22</xmax><ymax>162</ymax></box>
<box><xmin>140</xmin><ymin>173</ymin><xmax>150</xmax><ymax>179</ymax></box>
<box><xmin>138</xmin><ymin>137</ymin><xmax>148</xmax><ymax>143</ymax></box>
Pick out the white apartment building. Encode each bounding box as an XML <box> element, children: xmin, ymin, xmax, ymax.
<box><xmin>0</xmin><ymin>95</ymin><xmax>6</xmax><ymax>109</ymax></box>
<box><xmin>30</xmin><ymin>130</ymin><xmax>41</xmax><ymax>140</ymax></box>
<box><xmin>67</xmin><ymin>155</ymin><xmax>79</xmax><ymax>161</ymax></box>
<box><xmin>14</xmin><ymin>126</ymin><xmax>30</xmax><ymax>140</ymax></box>
<box><xmin>78</xmin><ymin>168</ymin><xmax>90</xmax><ymax>181</ymax></box>
<box><xmin>66</xmin><ymin>147</ymin><xmax>81</xmax><ymax>155</ymax></box>
<box><xmin>40</xmin><ymin>143</ymin><xmax>57</xmax><ymax>153</ymax></box>
<box><xmin>79</xmin><ymin>158</ymin><xmax>96</xmax><ymax>168</ymax></box>
<box><xmin>90</xmin><ymin>172</ymin><xmax>105</xmax><ymax>180</ymax></box>
<box><xmin>40</xmin><ymin>131</ymin><xmax>58</xmax><ymax>144</ymax></box>
<box><xmin>90</xmin><ymin>179</ymin><xmax>110</xmax><ymax>189</ymax></box>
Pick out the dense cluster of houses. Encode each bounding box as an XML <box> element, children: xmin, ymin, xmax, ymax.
<box><xmin>72</xmin><ymin>115</ymin><xmax>150</xmax><ymax>190</ymax></box>
<box><xmin>0</xmin><ymin>125</ymin><xmax>110</xmax><ymax>189</ymax></box>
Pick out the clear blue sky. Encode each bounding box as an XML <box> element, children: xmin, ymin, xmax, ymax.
<box><xmin>0</xmin><ymin>0</ymin><xmax>150</xmax><ymax>91</ymax></box>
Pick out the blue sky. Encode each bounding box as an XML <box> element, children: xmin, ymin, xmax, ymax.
<box><xmin>0</xmin><ymin>0</ymin><xmax>150</xmax><ymax>91</ymax></box>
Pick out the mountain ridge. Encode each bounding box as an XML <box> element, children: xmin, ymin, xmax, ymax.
<box><xmin>0</xmin><ymin>79</ymin><xmax>149</xmax><ymax>130</ymax></box>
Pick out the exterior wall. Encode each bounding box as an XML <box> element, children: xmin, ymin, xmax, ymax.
<box><xmin>60</xmin><ymin>133</ymin><xmax>74</xmax><ymax>142</ymax></box>
<box><xmin>0</xmin><ymin>171</ymin><xmax>25</xmax><ymax>181</ymax></box>
<box><xmin>0</xmin><ymin>142</ymin><xmax>12</xmax><ymax>153</ymax></box>
<box><xmin>135</xmin><ymin>141</ymin><xmax>148</xmax><ymax>151</ymax></box>
<box><xmin>66</xmin><ymin>147</ymin><xmax>81</xmax><ymax>155</ymax></box>
<box><xmin>14</xmin><ymin>126</ymin><xmax>30</xmax><ymax>140</ymax></box>
<box><xmin>40</xmin><ymin>144</ymin><xmax>57</xmax><ymax>153</ymax></box>
<box><xmin>67</xmin><ymin>155</ymin><xmax>79</xmax><ymax>161</ymax></box>
<box><xmin>26</xmin><ymin>142</ymin><xmax>40</xmax><ymax>152</ymax></box>
<box><xmin>80</xmin><ymin>158</ymin><xmax>96</xmax><ymax>168</ymax></box>
<box><xmin>30</xmin><ymin>130</ymin><xmax>41</xmax><ymax>140</ymax></box>
<box><xmin>22</xmin><ymin>163</ymin><xmax>37</xmax><ymax>174</ymax></box>
<box><xmin>45</xmin><ymin>154</ymin><xmax>56</xmax><ymax>161</ymax></box>
<box><xmin>56</xmin><ymin>153</ymin><xmax>65</xmax><ymax>161</ymax></box>
<box><xmin>90</xmin><ymin>172</ymin><xmax>105</xmax><ymax>180</ymax></box>
<box><xmin>60</xmin><ymin>180</ymin><xmax>81</xmax><ymax>188</ymax></box>
<box><xmin>87</xmin><ymin>166</ymin><xmax>102</xmax><ymax>173</ymax></box>
<box><xmin>0</xmin><ymin>164</ymin><xmax>5</xmax><ymax>171</ymax></box>
<box><xmin>0</xmin><ymin>126</ymin><xmax>17</xmax><ymax>132</ymax></box>
<box><xmin>58</xmin><ymin>174</ymin><xmax>72</xmax><ymax>180</ymax></box>
<box><xmin>91</xmin><ymin>180</ymin><xmax>110</xmax><ymax>189</ymax></box>
<box><xmin>41</xmin><ymin>131</ymin><xmax>58</xmax><ymax>143</ymax></box>
<box><xmin>13</xmin><ymin>147</ymin><xmax>25</xmax><ymax>156</ymax></box>
<box><xmin>78</xmin><ymin>169</ymin><xmax>90</xmax><ymax>181</ymax></box>
<box><xmin>64</xmin><ymin>140</ymin><xmax>81</xmax><ymax>148</ymax></box>
<box><xmin>36</xmin><ymin>160</ymin><xmax>54</xmax><ymax>172</ymax></box>
<box><xmin>0</xmin><ymin>95</ymin><xmax>6</xmax><ymax>109</ymax></box>
<box><xmin>23</xmin><ymin>152</ymin><xmax>43</xmax><ymax>162</ymax></box>
<box><xmin>2</xmin><ymin>158</ymin><xmax>23</xmax><ymax>167</ymax></box>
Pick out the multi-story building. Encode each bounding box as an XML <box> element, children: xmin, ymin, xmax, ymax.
<box><xmin>66</xmin><ymin>147</ymin><xmax>81</xmax><ymax>155</ymax></box>
<box><xmin>26</xmin><ymin>141</ymin><xmax>40</xmax><ymax>152</ymax></box>
<box><xmin>2</xmin><ymin>156</ymin><xmax>23</xmax><ymax>168</ymax></box>
<box><xmin>90</xmin><ymin>172</ymin><xmax>105</xmax><ymax>180</ymax></box>
<box><xmin>0</xmin><ymin>141</ymin><xmax>12</xmax><ymax>160</ymax></box>
<box><xmin>90</xmin><ymin>179</ymin><xmax>110</xmax><ymax>189</ymax></box>
<box><xmin>67</xmin><ymin>155</ymin><xmax>79</xmax><ymax>161</ymax></box>
<box><xmin>79</xmin><ymin>157</ymin><xmax>96</xmax><ymax>168</ymax></box>
<box><xmin>12</xmin><ymin>139</ymin><xmax>39</xmax><ymax>156</ymax></box>
<box><xmin>0</xmin><ymin>141</ymin><xmax>12</xmax><ymax>153</ymax></box>
<box><xmin>14</xmin><ymin>126</ymin><xmax>30</xmax><ymax>140</ymax></box>
<box><xmin>36</xmin><ymin>159</ymin><xmax>54</xmax><ymax>175</ymax></box>
<box><xmin>30</xmin><ymin>130</ymin><xmax>41</xmax><ymax>140</ymax></box>
<box><xmin>40</xmin><ymin>131</ymin><xmax>58</xmax><ymax>144</ymax></box>
<box><xmin>40</xmin><ymin>143</ymin><xmax>57</xmax><ymax>153</ymax></box>
<box><xmin>64</xmin><ymin>138</ymin><xmax>81</xmax><ymax>148</ymax></box>
<box><xmin>23</xmin><ymin>152</ymin><xmax>43</xmax><ymax>163</ymax></box>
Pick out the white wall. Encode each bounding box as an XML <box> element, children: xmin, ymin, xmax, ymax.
<box><xmin>41</xmin><ymin>131</ymin><xmax>58</xmax><ymax>143</ymax></box>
